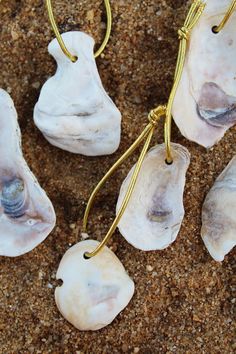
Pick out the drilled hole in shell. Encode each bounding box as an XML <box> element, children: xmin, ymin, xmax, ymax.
<box><xmin>72</xmin><ymin>55</ymin><xmax>78</xmax><ymax>62</ymax></box>
<box><xmin>212</xmin><ymin>26</ymin><xmax>218</xmax><ymax>34</ymax></box>
<box><xmin>56</xmin><ymin>279</ymin><xmax>64</xmax><ymax>287</ymax></box>
<box><xmin>165</xmin><ymin>159</ymin><xmax>173</xmax><ymax>165</ymax></box>
<box><xmin>83</xmin><ymin>252</ymin><xmax>91</xmax><ymax>260</ymax></box>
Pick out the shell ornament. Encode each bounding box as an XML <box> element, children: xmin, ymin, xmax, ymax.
<box><xmin>0</xmin><ymin>89</ymin><xmax>56</xmax><ymax>257</ymax></box>
<box><xmin>116</xmin><ymin>144</ymin><xmax>190</xmax><ymax>251</ymax></box>
<box><xmin>34</xmin><ymin>31</ymin><xmax>122</xmax><ymax>156</ymax></box>
<box><xmin>55</xmin><ymin>240</ymin><xmax>135</xmax><ymax>331</ymax></box>
<box><xmin>201</xmin><ymin>156</ymin><xmax>236</xmax><ymax>261</ymax></box>
<box><xmin>172</xmin><ymin>0</ymin><xmax>236</xmax><ymax>147</ymax></box>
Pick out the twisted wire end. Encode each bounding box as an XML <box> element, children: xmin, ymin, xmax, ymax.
<box><xmin>148</xmin><ymin>105</ymin><xmax>166</xmax><ymax>127</ymax></box>
<box><xmin>178</xmin><ymin>26</ymin><xmax>190</xmax><ymax>40</ymax></box>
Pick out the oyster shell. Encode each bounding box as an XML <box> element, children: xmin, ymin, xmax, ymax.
<box><xmin>0</xmin><ymin>89</ymin><xmax>56</xmax><ymax>257</ymax></box>
<box><xmin>116</xmin><ymin>143</ymin><xmax>190</xmax><ymax>251</ymax></box>
<box><xmin>172</xmin><ymin>0</ymin><xmax>236</xmax><ymax>147</ymax></box>
<box><xmin>34</xmin><ymin>31</ymin><xmax>121</xmax><ymax>156</ymax></box>
<box><xmin>55</xmin><ymin>240</ymin><xmax>135</xmax><ymax>331</ymax></box>
<box><xmin>201</xmin><ymin>156</ymin><xmax>236</xmax><ymax>261</ymax></box>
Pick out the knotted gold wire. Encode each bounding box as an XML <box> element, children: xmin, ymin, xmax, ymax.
<box><xmin>213</xmin><ymin>0</ymin><xmax>236</xmax><ymax>33</ymax></box>
<box><xmin>164</xmin><ymin>0</ymin><xmax>205</xmax><ymax>163</ymax></box>
<box><xmin>82</xmin><ymin>1</ymin><xmax>206</xmax><ymax>259</ymax></box>
<box><xmin>46</xmin><ymin>0</ymin><xmax>112</xmax><ymax>62</ymax></box>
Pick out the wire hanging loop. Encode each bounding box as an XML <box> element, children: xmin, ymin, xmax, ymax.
<box><xmin>164</xmin><ymin>0</ymin><xmax>206</xmax><ymax>164</ymax></box>
<box><xmin>45</xmin><ymin>0</ymin><xmax>112</xmax><ymax>62</ymax></box>
<box><xmin>83</xmin><ymin>105</ymin><xmax>166</xmax><ymax>259</ymax></box>
<box><xmin>213</xmin><ymin>0</ymin><xmax>236</xmax><ymax>33</ymax></box>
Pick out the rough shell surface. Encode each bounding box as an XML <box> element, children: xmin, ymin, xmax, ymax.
<box><xmin>116</xmin><ymin>143</ymin><xmax>190</xmax><ymax>251</ymax></box>
<box><xmin>55</xmin><ymin>240</ymin><xmax>135</xmax><ymax>331</ymax></box>
<box><xmin>172</xmin><ymin>0</ymin><xmax>236</xmax><ymax>147</ymax></box>
<box><xmin>201</xmin><ymin>156</ymin><xmax>236</xmax><ymax>261</ymax></box>
<box><xmin>0</xmin><ymin>89</ymin><xmax>56</xmax><ymax>257</ymax></box>
<box><xmin>34</xmin><ymin>31</ymin><xmax>121</xmax><ymax>156</ymax></box>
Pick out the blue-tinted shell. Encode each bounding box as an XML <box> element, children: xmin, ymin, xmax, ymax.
<box><xmin>1</xmin><ymin>178</ymin><xmax>27</xmax><ymax>218</ymax></box>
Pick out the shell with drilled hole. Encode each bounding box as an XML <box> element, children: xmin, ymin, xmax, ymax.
<box><xmin>0</xmin><ymin>89</ymin><xmax>56</xmax><ymax>257</ymax></box>
<box><xmin>116</xmin><ymin>143</ymin><xmax>190</xmax><ymax>251</ymax></box>
<box><xmin>34</xmin><ymin>31</ymin><xmax>121</xmax><ymax>156</ymax></box>
<box><xmin>172</xmin><ymin>0</ymin><xmax>236</xmax><ymax>147</ymax></box>
<box><xmin>201</xmin><ymin>156</ymin><xmax>236</xmax><ymax>261</ymax></box>
<box><xmin>55</xmin><ymin>240</ymin><xmax>135</xmax><ymax>331</ymax></box>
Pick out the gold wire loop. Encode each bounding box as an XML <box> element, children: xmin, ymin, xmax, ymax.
<box><xmin>83</xmin><ymin>106</ymin><xmax>166</xmax><ymax>259</ymax></box>
<box><xmin>213</xmin><ymin>0</ymin><xmax>236</xmax><ymax>33</ymax></box>
<box><xmin>164</xmin><ymin>0</ymin><xmax>206</xmax><ymax>164</ymax></box>
<box><xmin>45</xmin><ymin>0</ymin><xmax>112</xmax><ymax>62</ymax></box>
<box><xmin>84</xmin><ymin>129</ymin><xmax>154</xmax><ymax>259</ymax></box>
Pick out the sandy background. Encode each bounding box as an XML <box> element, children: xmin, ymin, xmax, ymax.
<box><xmin>0</xmin><ymin>0</ymin><xmax>235</xmax><ymax>353</ymax></box>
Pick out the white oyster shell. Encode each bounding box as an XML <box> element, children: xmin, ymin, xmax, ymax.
<box><xmin>201</xmin><ymin>156</ymin><xmax>236</xmax><ymax>261</ymax></box>
<box><xmin>172</xmin><ymin>0</ymin><xmax>236</xmax><ymax>147</ymax></box>
<box><xmin>55</xmin><ymin>240</ymin><xmax>134</xmax><ymax>331</ymax></box>
<box><xmin>34</xmin><ymin>31</ymin><xmax>121</xmax><ymax>156</ymax></box>
<box><xmin>116</xmin><ymin>143</ymin><xmax>190</xmax><ymax>251</ymax></box>
<box><xmin>0</xmin><ymin>89</ymin><xmax>56</xmax><ymax>257</ymax></box>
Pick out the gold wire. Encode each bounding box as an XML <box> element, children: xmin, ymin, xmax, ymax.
<box><xmin>213</xmin><ymin>0</ymin><xmax>236</xmax><ymax>33</ymax></box>
<box><xmin>164</xmin><ymin>0</ymin><xmax>206</xmax><ymax>164</ymax></box>
<box><xmin>45</xmin><ymin>0</ymin><xmax>112</xmax><ymax>62</ymax></box>
<box><xmin>83</xmin><ymin>106</ymin><xmax>166</xmax><ymax>258</ymax></box>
